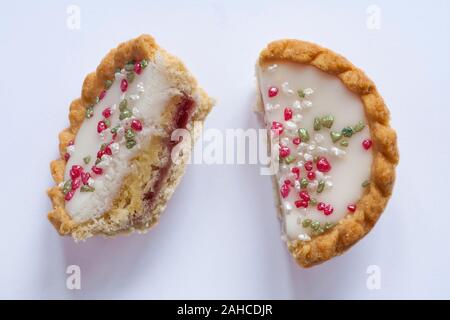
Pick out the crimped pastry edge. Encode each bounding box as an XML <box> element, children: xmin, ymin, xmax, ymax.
<box><xmin>259</xmin><ymin>39</ymin><xmax>399</xmax><ymax>267</ymax></box>
<box><xmin>47</xmin><ymin>34</ymin><xmax>214</xmax><ymax>240</ymax></box>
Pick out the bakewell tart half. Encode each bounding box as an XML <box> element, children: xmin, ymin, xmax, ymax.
<box><xmin>47</xmin><ymin>35</ymin><xmax>214</xmax><ymax>240</ymax></box>
<box><xmin>256</xmin><ymin>40</ymin><xmax>399</xmax><ymax>267</ymax></box>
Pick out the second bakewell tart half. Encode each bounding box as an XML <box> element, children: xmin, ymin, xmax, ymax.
<box><xmin>256</xmin><ymin>40</ymin><xmax>399</xmax><ymax>267</ymax></box>
<box><xmin>47</xmin><ymin>35</ymin><xmax>214</xmax><ymax>240</ymax></box>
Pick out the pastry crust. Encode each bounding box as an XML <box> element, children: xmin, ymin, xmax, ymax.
<box><xmin>47</xmin><ymin>35</ymin><xmax>214</xmax><ymax>240</ymax></box>
<box><xmin>259</xmin><ymin>39</ymin><xmax>399</xmax><ymax>267</ymax></box>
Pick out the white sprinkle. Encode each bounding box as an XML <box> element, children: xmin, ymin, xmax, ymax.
<box><xmin>292</xmin><ymin>113</ymin><xmax>303</xmax><ymax>123</ymax></box>
<box><xmin>109</xmin><ymin>142</ymin><xmax>120</xmax><ymax>155</ymax></box>
<box><xmin>115</xmin><ymin>72</ymin><xmax>125</xmax><ymax>81</ymax></box>
<box><xmin>331</xmin><ymin>147</ymin><xmax>346</xmax><ymax>158</ymax></box>
<box><xmin>66</xmin><ymin>145</ymin><xmax>76</xmax><ymax>155</ymax></box>
<box><xmin>280</xmin><ymin>137</ymin><xmax>290</xmax><ymax>146</ymax></box>
<box><xmin>58</xmin><ymin>182</ymin><xmax>64</xmax><ymax>188</ymax></box>
<box><xmin>285</xmin><ymin>121</ymin><xmax>297</xmax><ymax>131</ymax></box>
<box><xmin>294</xmin><ymin>180</ymin><xmax>301</xmax><ymax>191</ymax></box>
<box><xmin>302</xmin><ymin>100</ymin><xmax>313</xmax><ymax>108</ymax></box>
<box><xmin>298</xmin><ymin>233</ymin><xmax>311</xmax><ymax>241</ymax></box>
<box><xmin>137</xmin><ymin>82</ymin><xmax>145</xmax><ymax>93</ymax></box>
<box><xmin>292</xmin><ymin>100</ymin><xmax>302</xmax><ymax>110</ymax></box>
<box><xmin>129</xmin><ymin>94</ymin><xmax>140</xmax><ymax>101</ymax></box>
<box><xmin>316</xmin><ymin>146</ymin><xmax>328</xmax><ymax>154</ymax></box>
<box><xmin>307</xmin><ymin>144</ymin><xmax>316</xmax><ymax>152</ymax></box>
<box><xmin>326</xmin><ymin>181</ymin><xmax>333</xmax><ymax>188</ymax></box>
<box><xmin>267</xmin><ymin>64</ymin><xmax>278</xmax><ymax>72</ymax></box>
<box><xmin>99</xmin><ymin>155</ymin><xmax>112</xmax><ymax>168</ymax></box>
<box><xmin>315</xmin><ymin>171</ymin><xmax>325</xmax><ymax>180</ymax></box>
<box><xmin>304</xmin><ymin>153</ymin><xmax>313</xmax><ymax>161</ymax></box>
<box><xmin>87</xmin><ymin>178</ymin><xmax>95</xmax><ymax>187</ymax></box>
<box><xmin>280</xmin><ymin>164</ymin><xmax>289</xmax><ymax>173</ymax></box>
<box><xmin>281</xmin><ymin>82</ymin><xmax>294</xmax><ymax>95</ymax></box>
<box><xmin>303</xmin><ymin>88</ymin><xmax>314</xmax><ymax>96</ymax></box>
<box><xmin>132</xmin><ymin>107</ymin><xmax>140</xmax><ymax>116</ymax></box>
<box><xmin>308</xmin><ymin>180</ymin><xmax>318</xmax><ymax>191</ymax></box>
<box><xmin>314</xmin><ymin>134</ymin><xmax>324</xmax><ymax>143</ymax></box>
<box><xmin>283</xmin><ymin>202</ymin><xmax>293</xmax><ymax>212</ymax></box>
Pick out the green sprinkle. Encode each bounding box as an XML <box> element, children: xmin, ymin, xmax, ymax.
<box><xmin>297</xmin><ymin>89</ymin><xmax>306</xmax><ymax>98</ymax></box>
<box><xmin>126</xmin><ymin>72</ymin><xmax>135</xmax><ymax>83</ymax></box>
<box><xmin>110</xmin><ymin>126</ymin><xmax>119</xmax><ymax>134</ymax></box>
<box><xmin>125</xmin><ymin>129</ymin><xmax>135</xmax><ymax>140</ymax></box>
<box><xmin>316</xmin><ymin>227</ymin><xmax>325</xmax><ymax>234</ymax></box>
<box><xmin>141</xmin><ymin>59</ymin><xmax>149</xmax><ymax>68</ymax></box>
<box><xmin>100</xmin><ymin>143</ymin><xmax>107</xmax><ymax>151</ymax></box>
<box><xmin>300</xmin><ymin>178</ymin><xmax>309</xmax><ymax>189</ymax></box>
<box><xmin>83</xmin><ymin>156</ymin><xmax>91</xmax><ymax>165</ymax></box>
<box><xmin>298</xmin><ymin>128</ymin><xmax>310</xmax><ymax>142</ymax></box>
<box><xmin>104</xmin><ymin>119</ymin><xmax>110</xmax><ymax>128</ymax></box>
<box><xmin>324</xmin><ymin>222</ymin><xmax>334</xmax><ymax>230</ymax></box>
<box><xmin>62</xmin><ymin>180</ymin><xmax>72</xmax><ymax>195</ymax></box>
<box><xmin>302</xmin><ymin>219</ymin><xmax>312</xmax><ymax>228</ymax></box>
<box><xmin>317</xmin><ymin>180</ymin><xmax>325</xmax><ymax>193</ymax></box>
<box><xmin>309</xmin><ymin>198</ymin><xmax>318</xmax><ymax>206</ymax></box>
<box><xmin>330</xmin><ymin>131</ymin><xmax>342</xmax><ymax>143</ymax></box>
<box><xmin>119</xmin><ymin>109</ymin><xmax>132</xmax><ymax>120</ymax></box>
<box><xmin>354</xmin><ymin>121</ymin><xmax>365</xmax><ymax>132</ymax></box>
<box><xmin>340</xmin><ymin>140</ymin><xmax>349</xmax><ymax>147</ymax></box>
<box><xmin>311</xmin><ymin>221</ymin><xmax>320</xmax><ymax>231</ymax></box>
<box><xmin>119</xmin><ymin>99</ymin><xmax>128</xmax><ymax>111</ymax></box>
<box><xmin>342</xmin><ymin>126</ymin><xmax>354</xmax><ymax>138</ymax></box>
<box><xmin>95</xmin><ymin>158</ymin><xmax>102</xmax><ymax>165</ymax></box>
<box><xmin>127</xmin><ymin>59</ymin><xmax>136</xmax><ymax>65</ymax></box>
<box><xmin>313</xmin><ymin>155</ymin><xmax>319</xmax><ymax>163</ymax></box>
<box><xmin>80</xmin><ymin>185</ymin><xmax>95</xmax><ymax>192</ymax></box>
<box><xmin>85</xmin><ymin>106</ymin><xmax>94</xmax><ymax>119</ymax></box>
<box><xmin>320</xmin><ymin>115</ymin><xmax>334</xmax><ymax>128</ymax></box>
<box><xmin>115</xmin><ymin>67</ymin><xmax>121</xmax><ymax>73</ymax></box>
<box><xmin>126</xmin><ymin>139</ymin><xmax>137</xmax><ymax>149</ymax></box>
<box><xmin>104</xmin><ymin>80</ymin><xmax>113</xmax><ymax>90</ymax></box>
<box><xmin>125</xmin><ymin>63</ymin><xmax>134</xmax><ymax>71</ymax></box>
<box><xmin>95</xmin><ymin>96</ymin><xmax>100</xmax><ymax>104</ymax></box>
<box><xmin>284</xmin><ymin>155</ymin><xmax>295</xmax><ymax>164</ymax></box>
<box><xmin>362</xmin><ymin>180</ymin><xmax>370</xmax><ymax>188</ymax></box>
<box><xmin>313</xmin><ymin>117</ymin><xmax>322</xmax><ymax>131</ymax></box>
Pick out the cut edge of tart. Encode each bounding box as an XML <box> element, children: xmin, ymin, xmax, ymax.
<box><xmin>256</xmin><ymin>39</ymin><xmax>399</xmax><ymax>267</ymax></box>
<box><xmin>47</xmin><ymin>35</ymin><xmax>214</xmax><ymax>241</ymax></box>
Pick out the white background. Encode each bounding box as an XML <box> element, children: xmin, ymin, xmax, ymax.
<box><xmin>0</xmin><ymin>0</ymin><xmax>449</xmax><ymax>299</ymax></box>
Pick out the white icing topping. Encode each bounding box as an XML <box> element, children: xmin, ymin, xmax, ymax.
<box><xmin>64</xmin><ymin>52</ymin><xmax>181</xmax><ymax>223</ymax></box>
<box><xmin>257</xmin><ymin>61</ymin><xmax>373</xmax><ymax>240</ymax></box>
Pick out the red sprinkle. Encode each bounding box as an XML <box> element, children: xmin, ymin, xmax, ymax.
<box><xmin>279</xmin><ymin>146</ymin><xmax>290</xmax><ymax>158</ymax></box>
<box><xmin>284</xmin><ymin>180</ymin><xmax>291</xmax><ymax>185</ymax></box>
<box><xmin>64</xmin><ymin>153</ymin><xmax>70</xmax><ymax>161</ymax></box>
<box><xmin>70</xmin><ymin>165</ymin><xmax>83</xmax><ymax>179</ymax></box>
<box><xmin>104</xmin><ymin>146</ymin><xmax>112</xmax><ymax>156</ymax></box>
<box><xmin>284</xmin><ymin>107</ymin><xmax>293</xmax><ymax>121</ymax></box>
<box><xmin>134</xmin><ymin>62</ymin><xmax>143</xmax><ymax>74</ymax></box>
<box><xmin>295</xmin><ymin>200</ymin><xmax>309</xmax><ymax>208</ymax></box>
<box><xmin>64</xmin><ymin>191</ymin><xmax>74</xmax><ymax>201</ymax></box>
<box><xmin>304</xmin><ymin>161</ymin><xmax>313</xmax><ymax>171</ymax></box>
<box><xmin>99</xmin><ymin>90</ymin><xmax>106</xmax><ymax>100</ymax></box>
<box><xmin>280</xmin><ymin>184</ymin><xmax>290</xmax><ymax>198</ymax></box>
<box><xmin>81</xmin><ymin>172</ymin><xmax>91</xmax><ymax>185</ymax></box>
<box><xmin>317</xmin><ymin>202</ymin><xmax>326</xmax><ymax>211</ymax></box>
<box><xmin>271</xmin><ymin>121</ymin><xmax>284</xmax><ymax>135</ymax></box>
<box><xmin>68</xmin><ymin>140</ymin><xmax>75</xmax><ymax>146</ymax></box>
<box><xmin>291</xmin><ymin>167</ymin><xmax>300</xmax><ymax>179</ymax></box>
<box><xmin>347</xmin><ymin>204</ymin><xmax>357</xmax><ymax>213</ymax></box>
<box><xmin>71</xmin><ymin>178</ymin><xmax>81</xmax><ymax>191</ymax></box>
<box><xmin>92</xmin><ymin>166</ymin><xmax>103</xmax><ymax>175</ymax></box>
<box><xmin>97</xmin><ymin>120</ymin><xmax>107</xmax><ymax>133</ymax></box>
<box><xmin>120</xmin><ymin>79</ymin><xmax>128</xmax><ymax>92</ymax></box>
<box><xmin>362</xmin><ymin>139</ymin><xmax>373</xmax><ymax>150</ymax></box>
<box><xmin>324</xmin><ymin>204</ymin><xmax>334</xmax><ymax>216</ymax></box>
<box><xmin>131</xmin><ymin>119</ymin><xmax>143</xmax><ymax>131</ymax></box>
<box><xmin>97</xmin><ymin>149</ymin><xmax>105</xmax><ymax>159</ymax></box>
<box><xmin>307</xmin><ymin>171</ymin><xmax>316</xmax><ymax>180</ymax></box>
<box><xmin>102</xmin><ymin>107</ymin><xmax>112</xmax><ymax>118</ymax></box>
<box><xmin>316</xmin><ymin>157</ymin><xmax>331</xmax><ymax>173</ymax></box>
<box><xmin>268</xmin><ymin>87</ymin><xmax>278</xmax><ymax>98</ymax></box>
<box><xmin>292</xmin><ymin>137</ymin><xmax>301</xmax><ymax>145</ymax></box>
<box><xmin>299</xmin><ymin>191</ymin><xmax>310</xmax><ymax>202</ymax></box>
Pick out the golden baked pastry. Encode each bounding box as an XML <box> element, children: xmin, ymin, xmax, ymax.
<box><xmin>256</xmin><ymin>39</ymin><xmax>398</xmax><ymax>267</ymax></box>
<box><xmin>47</xmin><ymin>35</ymin><xmax>214</xmax><ymax>240</ymax></box>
